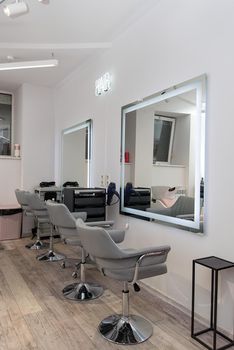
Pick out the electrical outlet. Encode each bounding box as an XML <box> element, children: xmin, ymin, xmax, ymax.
<box><xmin>100</xmin><ymin>175</ymin><xmax>105</xmax><ymax>187</ymax></box>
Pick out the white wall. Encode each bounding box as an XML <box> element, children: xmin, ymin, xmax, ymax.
<box><xmin>19</xmin><ymin>84</ymin><xmax>55</xmax><ymax>191</ymax></box>
<box><xmin>54</xmin><ymin>0</ymin><xmax>234</xmax><ymax>332</ymax></box>
<box><xmin>0</xmin><ymin>84</ymin><xmax>55</xmax><ymax>200</ymax></box>
<box><xmin>0</xmin><ymin>159</ymin><xmax>21</xmax><ymax>205</ymax></box>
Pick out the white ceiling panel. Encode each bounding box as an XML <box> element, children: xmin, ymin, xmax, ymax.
<box><xmin>0</xmin><ymin>0</ymin><xmax>159</xmax><ymax>88</ymax></box>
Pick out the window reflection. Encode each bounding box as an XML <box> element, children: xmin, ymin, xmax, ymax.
<box><xmin>0</xmin><ymin>93</ymin><xmax>12</xmax><ymax>156</ymax></box>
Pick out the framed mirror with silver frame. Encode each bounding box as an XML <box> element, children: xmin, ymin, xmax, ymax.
<box><xmin>61</xmin><ymin>119</ymin><xmax>92</xmax><ymax>187</ymax></box>
<box><xmin>120</xmin><ymin>75</ymin><xmax>206</xmax><ymax>233</ymax></box>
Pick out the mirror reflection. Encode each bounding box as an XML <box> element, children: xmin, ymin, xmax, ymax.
<box><xmin>121</xmin><ymin>76</ymin><xmax>206</xmax><ymax>232</ymax></box>
<box><xmin>0</xmin><ymin>93</ymin><xmax>12</xmax><ymax>156</ymax></box>
<box><xmin>62</xmin><ymin>120</ymin><xmax>92</xmax><ymax>187</ymax></box>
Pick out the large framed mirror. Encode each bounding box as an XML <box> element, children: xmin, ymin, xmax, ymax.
<box><xmin>61</xmin><ymin>119</ymin><xmax>92</xmax><ymax>187</ymax></box>
<box><xmin>120</xmin><ymin>75</ymin><xmax>206</xmax><ymax>233</ymax></box>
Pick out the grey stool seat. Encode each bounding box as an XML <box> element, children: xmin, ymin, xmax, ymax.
<box><xmin>46</xmin><ymin>201</ymin><xmax>125</xmax><ymax>302</ymax></box>
<box><xmin>77</xmin><ymin>218</ymin><xmax>170</xmax><ymax>345</ymax></box>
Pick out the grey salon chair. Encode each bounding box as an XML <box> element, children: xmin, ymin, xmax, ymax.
<box><xmin>46</xmin><ymin>200</ymin><xmax>125</xmax><ymax>302</ymax></box>
<box><xmin>77</xmin><ymin>218</ymin><xmax>171</xmax><ymax>345</ymax></box>
<box><xmin>26</xmin><ymin>193</ymin><xmax>66</xmax><ymax>261</ymax></box>
<box><xmin>15</xmin><ymin>189</ymin><xmax>30</xmax><ymax>212</ymax></box>
<box><xmin>15</xmin><ymin>189</ymin><xmax>46</xmax><ymax>249</ymax></box>
<box><xmin>15</xmin><ymin>189</ymin><xmax>37</xmax><ymax>243</ymax></box>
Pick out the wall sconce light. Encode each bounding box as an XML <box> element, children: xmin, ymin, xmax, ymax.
<box><xmin>95</xmin><ymin>72</ymin><xmax>112</xmax><ymax>96</ymax></box>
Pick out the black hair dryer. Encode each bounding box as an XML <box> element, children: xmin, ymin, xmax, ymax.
<box><xmin>107</xmin><ymin>182</ymin><xmax>120</xmax><ymax>205</ymax></box>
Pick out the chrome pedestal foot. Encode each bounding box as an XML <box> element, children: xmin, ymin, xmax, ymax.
<box><xmin>25</xmin><ymin>240</ymin><xmax>48</xmax><ymax>250</ymax></box>
<box><xmin>36</xmin><ymin>250</ymin><xmax>65</xmax><ymax>262</ymax></box>
<box><xmin>99</xmin><ymin>314</ymin><xmax>153</xmax><ymax>344</ymax></box>
<box><xmin>62</xmin><ymin>282</ymin><xmax>103</xmax><ymax>301</ymax></box>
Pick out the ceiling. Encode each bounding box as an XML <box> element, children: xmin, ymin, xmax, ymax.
<box><xmin>0</xmin><ymin>0</ymin><xmax>159</xmax><ymax>91</ymax></box>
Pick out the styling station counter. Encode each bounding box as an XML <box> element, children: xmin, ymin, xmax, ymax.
<box><xmin>63</xmin><ymin>187</ymin><xmax>106</xmax><ymax>222</ymax></box>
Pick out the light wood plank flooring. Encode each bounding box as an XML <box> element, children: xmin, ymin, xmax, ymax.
<box><xmin>0</xmin><ymin>238</ymin><xmax>213</xmax><ymax>350</ymax></box>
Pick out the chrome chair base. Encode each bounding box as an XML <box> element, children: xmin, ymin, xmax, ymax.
<box><xmin>25</xmin><ymin>240</ymin><xmax>49</xmax><ymax>250</ymax></box>
<box><xmin>99</xmin><ymin>314</ymin><xmax>153</xmax><ymax>345</ymax></box>
<box><xmin>36</xmin><ymin>250</ymin><xmax>65</xmax><ymax>262</ymax></box>
<box><xmin>62</xmin><ymin>282</ymin><xmax>103</xmax><ymax>301</ymax></box>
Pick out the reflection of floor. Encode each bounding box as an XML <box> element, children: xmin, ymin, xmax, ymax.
<box><xmin>0</xmin><ymin>238</ymin><xmax>214</xmax><ymax>350</ymax></box>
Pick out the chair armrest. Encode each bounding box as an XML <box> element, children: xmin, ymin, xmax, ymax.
<box><xmin>107</xmin><ymin>229</ymin><xmax>125</xmax><ymax>244</ymax></box>
<box><xmin>86</xmin><ymin>220</ymin><xmax>114</xmax><ymax>228</ymax></box>
<box><xmin>129</xmin><ymin>246</ymin><xmax>171</xmax><ymax>284</ymax></box>
<box><xmin>71</xmin><ymin>212</ymin><xmax>87</xmax><ymax>221</ymax></box>
<box><xmin>123</xmin><ymin>245</ymin><xmax>171</xmax><ymax>259</ymax></box>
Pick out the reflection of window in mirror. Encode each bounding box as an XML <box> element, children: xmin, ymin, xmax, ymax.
<box><xmin>0</xmin><ymin>93</ymin><xmax>12</xmax><ymax>156</ymax></box>
<box><xmin>153</xmin><ymin>116</ymin><xmax>175</xmax><ymax>164</ymax></box>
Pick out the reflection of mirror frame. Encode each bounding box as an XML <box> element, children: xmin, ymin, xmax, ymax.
<box><xmin>120</xmin><ymin>75</ymin><xmax>206</xmax><ymax>233</ymax></box>
<box><xmin>61</xmin><ymin>119</ymin><xmax>92</xmax><ymax>187</ymax></box>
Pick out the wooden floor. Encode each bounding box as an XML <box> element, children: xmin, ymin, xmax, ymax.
<box><xmin>0</xmin><ymin>238</ymin><xmax>207</xmax><ymax>350</ymax></box>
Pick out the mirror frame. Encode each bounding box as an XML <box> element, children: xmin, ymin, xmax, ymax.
<box><xmin>120</xmin><ymin>75</ymin><xmax>206</xmax><ymax>232</ymax></box>
<box><xmin>61</xmin><ymin>119</ymin><xmax>92</xmax><ymax>187</ymax></box>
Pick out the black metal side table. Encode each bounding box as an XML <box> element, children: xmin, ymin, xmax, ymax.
<box><xmin>191</xmin><ymin>256</ymin><xmax>234</xmax><ymax>350</ymax></box>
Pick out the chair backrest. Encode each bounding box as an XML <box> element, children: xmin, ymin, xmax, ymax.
<box><xmin>27</xmin><ymin>193</ymin><xmax>47</xmax><ymax>211</ymax></box>
<box><xmin>15</xmin><ymin>189</ymin><xmax>29</xmax><ymax>207</ymax></box>
<box><xmin>170</xmin><ymin>196</ymin><xmax>194</xmax><ymax>216</ymax></box>
<box><xmin>76</xmin><ymin>219</ymin><xmax>125</xmax><ymax>259</ymax></box>
<box><xmin>46</xmin><ymin>201</ymin><xmax>76</xmax><ymax>228</ymax></box>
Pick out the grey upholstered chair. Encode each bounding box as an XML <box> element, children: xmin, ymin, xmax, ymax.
<box><xmin>46</xmin><ymin>200</ymin><xmax>125</xmax><ymax>302</ymax></box>
<box><xmin>16</xmin><ymin>190</ymin><xmax>48</xmax><ymax>249</ymax></box>
<box><xmin>76</xmin><ymin>218</ymin><xmax>171</xmax><ymax>345</ymax></box>
<box><xmin>26</xmin><ymin>193</ymin><xmax>66</xmax><ymax>261</ymax></box>
<box><xmin>15</xmin><ymin>189</ymin><xmax>30</xmax><ymax>211</ymax></box>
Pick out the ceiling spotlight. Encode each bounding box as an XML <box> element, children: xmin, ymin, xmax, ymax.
<box><xmin>4</xmin><ymin>1</ymin><xmax>29</xmax><ymax>18</ymax></box>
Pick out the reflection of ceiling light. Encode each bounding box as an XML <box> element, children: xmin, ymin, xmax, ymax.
<box><xmin>0</xmin><ymin>59</ymin><xmax>58</xmax><ymax>71</ymax></box>
<box><xmin>4</xmin><ymin>1</ymin><xmax>29</xmax><ymax>18</ymax></box>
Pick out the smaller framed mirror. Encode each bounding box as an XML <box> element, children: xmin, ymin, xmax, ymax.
<box><xmin>120</xmin><ymin>75</ymin><xmax>206</xmax><ymax>233</ymax></box>
<box><xmin>61</xmin><ymin>119</ymin><xmax>92</xmax><ymax>187</ymax></box>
